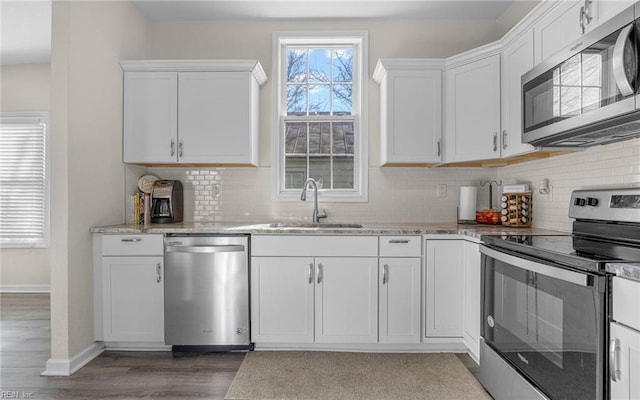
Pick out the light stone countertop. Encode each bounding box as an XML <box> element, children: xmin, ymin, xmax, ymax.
<box><xmin>90</xmin><ymin>221</ymin><xmax>565</xmax><ymax>240</ymax></box>
<box><xmin>606</xmin><ymin>263</ymin><xmax>640</xmax><ymax>283</ymax></box>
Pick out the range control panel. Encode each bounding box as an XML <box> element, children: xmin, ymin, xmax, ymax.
<box><xmin>569</xmin><ymin>188</ymin><xmax>640</xmax><ymax>223</ymax></box>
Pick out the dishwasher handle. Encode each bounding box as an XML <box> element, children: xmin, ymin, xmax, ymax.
<box><xmin>165</xmin><ymin>244</ymin><xmax>245</xmax><ymax>253</ymax></box>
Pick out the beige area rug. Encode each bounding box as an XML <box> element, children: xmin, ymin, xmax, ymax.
<box><xmin>225</xmin><ymin>352</ymin><xmax>491</xmax><ymax>400</ymax></box>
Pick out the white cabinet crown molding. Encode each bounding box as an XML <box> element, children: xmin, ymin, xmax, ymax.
<box><xmin>373</xmin><ymin>58</ymin><xmax>445</xmax><ymax>82</ymax></box>
<box><xmin>120</xmin><ymin>60</ymin><xmax>267</xmax><ymax>86</ymax></box>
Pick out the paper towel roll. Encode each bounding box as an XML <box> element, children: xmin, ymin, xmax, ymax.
<box><xmin>459</xmin><ymin>186</ymin><xmax>478</xmax><ymax>222</ymax></box>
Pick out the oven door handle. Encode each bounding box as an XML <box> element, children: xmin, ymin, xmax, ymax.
<box><xmin>480</xmin><ymin>245</ymin><xmax>590</xmax><ymax>287</ymax></box>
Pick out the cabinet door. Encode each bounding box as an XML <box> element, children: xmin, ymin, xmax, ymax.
<box><xmin>178</xmin><ymin>72</ymin><xmax>256</xmax><ymax>164</ymax></box>
<box><xmin>534</xmin><ymin>1</ymin><xmax>587</xmax><ymax>65</ymax></box>
<box><xmin>379</xmin><ymin>258</ymin><xmax>421</xmax><ymax>343</ymax></box>
<box><xmin>250</xmin><ymin>257</ymin><xmax>315</xmax><ymax>343</ymax></box>
<box><xmin>425</xmin><ymin>240</ymin><xmax>463</xmax><ymax>338</ymax></box>
<box><xmin>462</xmin><ymin>241</ymin><xmax>481</xmax><ymax>360</ymax></box>
<box><xmin>445</xmin><ymin>54</ymin><xmax>501</xmax><ymax>162</ymax></box>
<box><xmin>315</xmin><ymin>257</ymin><xmax>378</xmax><ymax>343</ymax></box>
<box><xmin>381</xmin><ymin>69</ymin><xmax>442</xmax><ymax>164</ymax></box>
<box><xmin>501</xmin><ymin>30</ymin><xmax>536</xmax><ymax>158</ymax></box>
<box><xmin>610</xmin><ymin>322</ymin><xmax>640</xmax><ymax>400</ymax></box>
<box><xmin>102</xmin><ymin>256</ymin><xmax>164</xmax><ymax>342</ymax></box>
<box><xmin>123</xmin><ymin>72</ymin><xmax>178</xmax><ymax>164</ymax></box>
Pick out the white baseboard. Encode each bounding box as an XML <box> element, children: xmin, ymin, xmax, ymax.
<box><xmin>41</xmin><ymin>342</ymin><xmax>105</xmax><ymax>376</ymax></box>
<box><xmin>0</xmin><ymin>284</ymin><xmax>50</xmax><ymax>293</ymax></box>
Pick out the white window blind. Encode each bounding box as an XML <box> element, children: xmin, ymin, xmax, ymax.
<box><xmin>0</xmin><ymin>114</ymin><xmax>49</xmax><ymax>248</ymax></box>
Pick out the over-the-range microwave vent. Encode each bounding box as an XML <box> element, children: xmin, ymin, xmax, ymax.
<box><xmin>528</xmin><ymin>112</ymin><xmax>640</xmax><ymax>148</ymax></box>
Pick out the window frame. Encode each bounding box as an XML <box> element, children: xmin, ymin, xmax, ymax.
<box><xmin>0</xmin><ymin>112</ymin><xmax>50</xmax><ymax>248</ymax></box>
<box><xmin>271</xmin><ymin>31</ymin><xmax>368</xmax><ymax>202</ymax></box>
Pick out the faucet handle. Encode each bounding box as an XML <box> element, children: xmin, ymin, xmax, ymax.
<box><xmin>317</xmin><ymin>209</ymin><xmax>328</xmax><ymax>220</ymax></box>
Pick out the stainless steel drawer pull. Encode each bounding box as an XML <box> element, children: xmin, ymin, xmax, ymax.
<box><xmin>610</xmin><ymin>338</ymin><xmax>621</xmax><ymax>382</ymax></box>
<box><xmin>121</xmin><ymin>238</ymin><xmax>142</xmax><ymax>242</ymax></box>
<box><xmin>389</xmin><ymin>239</ymin><xmax>410</xmax><ymax>244</ymax></box>
<box><xmin>308</xmin><ymin>263</ymin><xmax>314</xmax><ymax>284</ymax></box>
<box><xmin>383</xmin><ymin>264</ymin><xmax>389</xmax><ymax>285</ymax></box>
<box><xmin>156</xmin><ymin>263</ymin><xmax>162</xmax><ymax>283</ymax></box>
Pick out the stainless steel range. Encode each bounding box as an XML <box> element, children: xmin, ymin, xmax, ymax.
<box><xmin>478</xmin><ymin>188</ymin><xmax>640</xmax><ymax>400</ymax></box>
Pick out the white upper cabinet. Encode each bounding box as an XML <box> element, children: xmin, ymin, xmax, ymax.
<box><xmin>121</xmin><ymin>60</ymin><xmax>266</xmax><ymax>166</ymax></box>
<box><xmin>445</xmin><ymin>54</ymin><xmax>501</xmax><ymax>163</ymax></box>
<box><xmin>534</xmin><ymin>1</ymin><xmax>588</xmax><ymax>64</ymax></box>
<box><xmin>373</xmin><ymin>60</ymin><xmax>443</xmax><ymax>165</ymax></box>
<box><xmin>500</xmin><ymin>30</ymin><xmax>536</xmax><ymax>158</ymax></box>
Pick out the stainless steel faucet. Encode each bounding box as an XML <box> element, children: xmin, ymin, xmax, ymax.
<box><xmin>301</xmin><ymin>178</ymin><xmax>327</xmax><ymax>224</ymax></box>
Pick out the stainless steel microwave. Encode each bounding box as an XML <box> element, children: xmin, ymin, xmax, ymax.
<box><xmin>521</xmin><ymin>2</ymin><xmax>640</xmax><ymax>148</ymax></box>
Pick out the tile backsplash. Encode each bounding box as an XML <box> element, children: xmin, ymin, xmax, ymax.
<box><xmin>125</xmin><ymin>137</ymin><xmax>640</xmax><ymax>231</ymax></box>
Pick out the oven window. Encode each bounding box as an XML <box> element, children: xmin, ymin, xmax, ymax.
<box><xmin>482</xmin><ymin>255</ymin><xmax>605</xmax><ymax>400</ymax></box>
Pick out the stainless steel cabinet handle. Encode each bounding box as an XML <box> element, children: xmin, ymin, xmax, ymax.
<box><xmin>121</xmin><ymin>238</ymin><xmax>142</xmax><ymax>242</ymax></box>
<box><xmin>502</xmin><ymin>130</ymin><xmax>508</xmax><ymax>150</ymax></box>
<box><xmin>317</xmin><ymin>263</ymin><xmax>323</xmax><ymax>284</ymax></box>
<box><xmin>610</xmin><ymin>338</ymin><xmax>621</xmax><ymax>382</ymax></box>
<box><xmin>383</xmin><ymin>264</ymin><xmax>389</xmax><ymax>285</ymax></box>
<box><xmin>389</xmin><ymin>239</ymin><xmax>410</xmax><ymax>244</ymax></box>
<box><xmin>179</xmin><ymin>140</ymin><xmax>184</xmax><ymax>158</ymax></box>
<box><xmin>308</xmin><ymin>263</ymin><xmax>314</xmax><ymax>284</ymax></box>
<box><xmin>156</xmin><ymin>263</ymin><xmax>162</xmax><ymax>283</ymax></box>
<box><xmin>580</xmin><ymin>5</ymin><xmax>586</xmax><ymax>33</ymax></box>
<box><xmin>493</xmin><ymin>132</ymin><xmax>498</xmax><ymax>152</ymax></box>
<box><xmin>170</xmin><ymin>139</ymin><xmax>175</xmax><ymax>156</ymax></box>
<box><xmin>436</xmin><ymin>139</ymin><xmax>441</xmax><ymax>157</ymax></box>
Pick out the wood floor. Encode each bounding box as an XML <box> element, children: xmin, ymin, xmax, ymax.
<box><xmin>1</xmin><ymin>293</ymin><xmax>478</xmax><ymax>399</ymax></box>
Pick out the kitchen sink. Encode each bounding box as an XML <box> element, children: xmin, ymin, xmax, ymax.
<box><xmin>268</xmin><ymin>222</ymin><xmax>364</xmax><ymax>229</ymax></box>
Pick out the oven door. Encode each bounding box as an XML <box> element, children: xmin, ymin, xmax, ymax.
<box><xmin>481</xmin><ymin>245</ymin><xmax>608</xmax><ymax>400</ymax></box>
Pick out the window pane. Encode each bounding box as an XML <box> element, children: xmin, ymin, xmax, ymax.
<box><xmin>332</xmin><ymin>122</ymin><xmax>354</xmax><ymax>154</ymax></box>
<box><xmin>332</xmin><ymin>84</ymin><xmax>352</xmax><ymax>115</ymax></box>
<box><xmin>582</xmin><ymin>87</ymin><xmax>601</xmax><ymax>112</ymax></box>
<box><xmin>287</xmin><ymin>49</ymin><xmax>307</xmax><ymax>83</ymax></box>
<box><xmin>287</xmin><ymin>84</ymin><xmax>307</xmax><ymax>115</ymax></box>
<box><xmin>309</xmin><ymin>122</ymin><xmax>331</xmax><ymax>154</ymax></box>
<box><xmin>285</xmin><ymin>122</ymin><xmax>307</xmax><ymax>153</ymax></box>
<box><xmin>560</xmin><ymin>55</ymin><xmax>581</xmax><ymax>86</ymax></box>
<box><xmin>308</xmin><ymin>84</ymin><xmax>330</xmax><ymax>115</ymax></box>
<box><xmin>561</xmin><ymin>86</ymin><xmax>581</xmax><ymax>116</ymax></box>
<box><xmin>582</xmin><ymin>54</ymin><xmax>601</xmax><ymax>87</ymax></box>
<box><xmin>333</xmin><ymin>157</ymin><xmax>354</xmax><ymax>189</ymax></box>
<box><xmin>285</xmin><ymin>156</ymin><xmax>307</xmax><ymax>189</ymax></box>
<box><xmin>309</xmin><ymin>156</ymin><xmax>331</xmax><ymax>188</ymax></box>
<box><xmin>332</xmin><ymin>48</ymin><xmax>352</xmax><ymax>83</ymax></box>
<box><xmin>309</xmin><ymin>49</ymin><xmax>331</xmax><ymax>83</ymax></box>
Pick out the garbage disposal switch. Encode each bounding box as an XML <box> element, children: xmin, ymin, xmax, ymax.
<box><xmin>164</xmin><ymin>234</ymin><xmax>251</xmax><ymax>350</ymax></box>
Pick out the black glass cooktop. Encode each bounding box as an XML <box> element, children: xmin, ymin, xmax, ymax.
<box><xmin>482</xmin><ymin>234</ymin><xmax>640</xmax><ymax>273</ymax></box>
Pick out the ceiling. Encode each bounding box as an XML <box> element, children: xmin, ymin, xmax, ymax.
<box><xmin>131</xmin><ymin>0</ymin><xmax>517</xmax><ymax>21</ymax></box>
<box><xmin>1</xmin><ymin>0</ymin><xmax>522</xmax><ymax>66</ymax></box>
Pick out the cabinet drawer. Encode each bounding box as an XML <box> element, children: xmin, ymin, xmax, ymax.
<box><xmin>251</xmin><ymin>235</ymin><xmax>378</xmax><ymax>257</ymax></box>
<box><xmin>101</xmin><ymin>234</ymin><xmax>164</xmax><ymax>256</ymax></box>
<box><xmin>379</xmin><ymin>236</ymin><xmax>421</xmax><ymax>257</ymax></box>
<box><xmin>613</xmin><ymin>276</ymin><xmax>640</xmax><ymax>332</ymax></box>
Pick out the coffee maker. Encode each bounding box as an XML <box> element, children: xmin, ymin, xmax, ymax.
<box><xmin>150</xmin><ymin>180</ymin><xmax>183</xmax><ymax>223</ymax></box>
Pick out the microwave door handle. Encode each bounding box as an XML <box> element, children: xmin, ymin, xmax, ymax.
<box><xmin>480</xmin><ymin>245</ymin><xmax>590</xmax><ymax>287</ymax></box>
<box><xmin>612</xmin><ymin>23</ymin><xmax>636</xmax><ymax>97</ymax></box>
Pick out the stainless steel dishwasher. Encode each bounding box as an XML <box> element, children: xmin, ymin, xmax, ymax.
<box><xmin>164</xmin><ymin>234</ymin><xmax>251</xmax><ymax>350</ymax></box>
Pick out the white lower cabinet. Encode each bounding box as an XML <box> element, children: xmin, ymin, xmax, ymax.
<box><xmin>250</xmin><ymin>256</ymin><xmax>378</xmax><ymax>344</ymax></box>
<box><xmin>379</xmin><ymin>257</ymin><xmax>421</xmax><ymax>343</ymax></box>
<box><xmin>250</xmin><ymin>257</ymin><xmax>315</xmax><ymax>343</ymax></box>
<box><xmin>462</xmin><ymin>240</ymin><xmax>481</xmax><ymax>361</ymax></box>
<box><xmin>95</xmin><ymin>234</ymin><xmax>165</xmax><ymax>344</ymax></box>
<box><xmin>610</xmin><ymin>322</ymin><xmax>640</xmax><ymax>400</ymax></box>
<box><xmin>101</xmin><ymin>256</ymin><xmax>164</xmax><ymax>342</ymax></box>
<box><xmin>315</xmin><ymin>257</ymin><xmax>378</xmax><ymax>343</ymax></box>
<box><xmin>425</xmin><ymin>240</ymin><xmax>464</xmax><ymax>338</ymax></box>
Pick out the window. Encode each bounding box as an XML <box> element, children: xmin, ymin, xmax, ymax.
<box><xmin>0</xmin><ymin>113</ymin><xmax>49</xmax><ymax>248</ymax></box>
<box><xmin>273</xmin><ymin>31</ymin><xmax>368</xmax><ymax>202</ymax></box>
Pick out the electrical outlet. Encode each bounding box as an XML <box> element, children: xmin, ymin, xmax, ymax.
<box><xmin>437</xmin><ymin>184</ymin><xmax>447</xmax><ymax>198</ymax></box>
<box><xmin>541</xmin><ymin>185</ymin><xmax>553</xmax><ymax>202</ymax></box>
